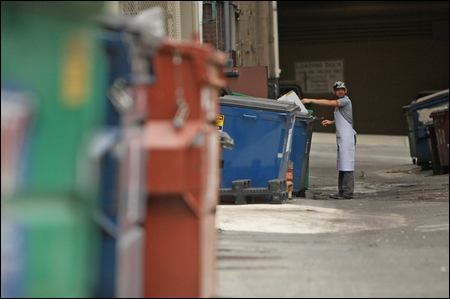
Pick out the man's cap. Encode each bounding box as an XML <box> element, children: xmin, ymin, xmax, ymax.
<box><xmin>333</xmin><ymin>81</ymin><xmax>346</xmax><ymax>90</ymax></box>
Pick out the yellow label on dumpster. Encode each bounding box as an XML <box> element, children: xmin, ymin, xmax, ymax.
<box><xmin>216</xmin><ymin>114</ymin><xmax>224</xmax><ymax>131</ymax></box>
<box><xmin>60</xmin><ymin>31</ymin><xmax>91</xmax><ymax>108</ymax></box>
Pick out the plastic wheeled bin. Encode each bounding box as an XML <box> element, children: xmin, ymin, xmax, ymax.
<box><xmin>402</xmin><ymin>89</ymin><xmax>449</xmax><ymax>169</ymax></box>
<box><xmin>95</xmin><ymin>27</ymin><xmax>132</xmax><ymax>298</ymax></box>
<box><xmin>219</xmin><ymin>95</ymin><xmax>301</xmax><ymax>203</ymax></box>
<box><xmin>143</xmin><ymin>40</ymin><xmax>226</xmax><ymax>298</ymax></box>
<box><xmin>1</xmin><ymin>2</ymin><xmax>105</xmax><ymax>298</ymax></box>
<box><xmin>96</xmin><ymin>21</ymin><xmax>152</xmax><ymax>298</ymax></box>
<box><xmin>430</xmin><ymin>108</ymin><xmax>449</xmax><ymax>174</ymax></box>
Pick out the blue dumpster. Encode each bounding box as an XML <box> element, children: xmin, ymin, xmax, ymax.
<box><xmin>96</xmin><ymin>28</ymin><xmax>131</xmax><ymax>298</ymax></box>
<box><xmin>290</xmin><ymin>112</ymin><xmax>314</xmax><ymax>196</ymax></box>
<box><xmin>403</xmin><ymin>89</ymin><xmax>449</xmax><ymax>169</ymax></box>
<box><xmin>220</xmin><ymin>95</ymin><xmax>305</xmax><ymax>189</ymax></box>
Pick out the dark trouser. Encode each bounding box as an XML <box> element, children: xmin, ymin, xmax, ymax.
<box><xmin>338</xmin><ymin>171</ymin><xmax>354</xmax><ymax>196</ymax></box>
<box><xmin>338</xmin><ymin>135</ymin><xmax>356</xmax><ymax>196</ymax></box>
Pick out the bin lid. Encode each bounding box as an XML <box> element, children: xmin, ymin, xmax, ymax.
<box><xmin>411</xmin><ymin>89</ymin><xmax>449</xmax><ymax>105</ymax></box>
<box><xmin>220</xmin><ymin>95</ymin><xmax>310</xmax><ymax>116</ymax></box>
<box><xmin>402</xmin><ymin>104</ymin><xmax>411</xmax><ymax>111</ymax></box>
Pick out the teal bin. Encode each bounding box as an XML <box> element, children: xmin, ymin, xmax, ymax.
<box><xmin>290</xmin><ymin>109</ymin><xmax>314</xmax><ymax>197</ymax></box>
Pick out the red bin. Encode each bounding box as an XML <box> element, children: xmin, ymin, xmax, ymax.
<box><xmin>142</xmin><ymin>40</ymin><xmax>226</xmax><ymax>297</ymax></box>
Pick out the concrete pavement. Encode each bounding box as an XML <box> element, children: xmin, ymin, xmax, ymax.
<box><xmin>216</xmin><ymin>133</ymin><xmax>449</xmax><ymax>298</ymax></box>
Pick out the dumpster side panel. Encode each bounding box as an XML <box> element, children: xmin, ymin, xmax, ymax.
<box><xmin>432</xmin><ymin>109</ymin><xmax>449</xmax><ymax>172</ymax></box>
<box><xmin>220</xmin><ymin>105</ymin><xmax>291</xmax><ymax>188</ymax></box>
<box><xmin>291</xmin><ymin>119</ymin><xmax>310</xmax><ymax>192</ymax></box>
<box><xmin>403</xmin><ymin>107</ymin><xmax>417</xmax><ymax>162</ymax></box>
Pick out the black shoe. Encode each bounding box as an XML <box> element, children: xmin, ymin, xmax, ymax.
<box><xmin>342</xmin><ymin>194</ymin><xmax>353</xmax><ymax>199</ymax></box>
<box><xmin>329</xmin><ymin>193</ymin><xmax>343</xmax><ymax>199</ymax></box>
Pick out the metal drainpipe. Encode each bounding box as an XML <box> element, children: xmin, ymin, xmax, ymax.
<box><xmin>223</xmin><ymin>1</ymin><xmax>231</xmax><ymax>53</ymax></box>
<box><xmin>230</xmin><ymin>3</ymin><xmax>236</xmax><ymax>52</ymax></box>
<box><xmin>272</xmin><ymin>1</ymin><xmax>280</xmax><ymax>78</ymax></box>
<box><xmin>198</xmin><ymin>1</ymin><xmax>203</xmax><ymax>43</ymax></box>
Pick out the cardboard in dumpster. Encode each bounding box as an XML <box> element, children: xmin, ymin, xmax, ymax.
<box><xmin>277</xmin><ymin>90</ymin><xmax>308</xmax><ymax>113</ymax></box>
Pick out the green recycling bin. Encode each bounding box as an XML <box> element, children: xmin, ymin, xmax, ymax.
<box><xmin>1</xmin><ymin>2</ymin><xmax>106</xmax><ymax>297</ymax></box>
<box><xmin>1</xmin><ymin>1</ymin><xmax>106</xmax><ymax>195</ymax></box>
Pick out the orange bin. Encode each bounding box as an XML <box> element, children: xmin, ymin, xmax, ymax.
<box><xmin>142</xmin><ymin>40</ymin><xmax>226</xmax><ymax>298</ymax></box>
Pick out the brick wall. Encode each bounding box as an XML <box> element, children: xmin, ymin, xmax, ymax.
<box><xmin>202</xmin><ymin>2</ymin><xmax>224</xmax><ymax>50</ymax></box>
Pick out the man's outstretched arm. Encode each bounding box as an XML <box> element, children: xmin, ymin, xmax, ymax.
<box><xmin>302</xmin><ymin>98</ymin><xmax>339</xmax><ymax>107</ymax></box>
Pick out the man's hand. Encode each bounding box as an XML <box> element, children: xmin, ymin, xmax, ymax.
<box><xmin>321</xmin><ymin>120</ymin><xmax>334</xmax><ymax>127</ymax></box>
<box><xmin>301</xmin><ymin>98</ymin><xmax>312</xmax><ymax>104</ymax></box>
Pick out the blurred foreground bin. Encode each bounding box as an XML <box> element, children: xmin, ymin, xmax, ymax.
<box><xmin>95</xmin><ymin>27</ymin><xmax>132</xmax><ymax>298</ymax></box>
<box><xmin>1</xmin><ymin>1</ymin><xmax>107</xmax><ymax>194</ymax></box>
<box><xmin>96</xmin><ymin>11</ymin><xmax>162</xmax><ymax>296</ymax></box>
<box><xmin>430</xmin><ymin>108</ymin><xmax>449</xmax><ymax>174</ymax></box>
<box><xmin>219</xmin><ymin>96</ymin><xmax>303</xmax><ymax>203</ymax></box>
<box><xmin>1</xmin><ymin>2</ymin><xmax>106</xmax><ymax>297</ymax></box>
<box><xmin>143</xmin><ymin>40</ymin><xmax>226</xmax><ymax>297</ymax></box>
<box><xmin>402</xmin><ymin>90</ymin><xmax>449</xmax><ymax>169</ymax></box>
<box><xmin>2</xmin><ymin>89</ymin><xmax>99</xmax><ymax>297</ymax></box>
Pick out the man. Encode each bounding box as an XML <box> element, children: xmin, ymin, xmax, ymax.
<box><xmin>301</xmin><ymin>81</ymin><xmax>356</xmax><ymax>199</ymax></box>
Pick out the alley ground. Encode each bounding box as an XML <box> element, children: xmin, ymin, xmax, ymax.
<box><xmin>216</xmin><ymin>133</ymin><xmax>449</xmax><ymax>298</ymax></box>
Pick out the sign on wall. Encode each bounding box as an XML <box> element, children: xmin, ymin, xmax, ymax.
<box><xmin>295</xmin><ymin>60</ymin><xmax>344</xmax><ymax>94</ymax></box>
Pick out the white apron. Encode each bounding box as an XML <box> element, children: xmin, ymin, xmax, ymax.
<box><xmin>334</xmin><ymin>108</ymin><xmax>356</xmax><ymax>171</ymax></box>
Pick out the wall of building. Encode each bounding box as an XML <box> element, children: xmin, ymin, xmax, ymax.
<box><xmin>278</xmin><ymin>1</ymin><xmax>449</xmax><ymax>135</ymax></box>
<box><xmin>180</xmin><ymin>1</ymin><xmax>202</xmax><ymax>42</ymax></box>
<box><xmin>235</xmin><ymin>1</ymin><xmax>279</xmax><ymax>77</ymax></box>
<box><xmin>202</xmin><ymin>1</ymin><xmax>279</xmax><ymax>80</ymax></box>
<box><xmin>280</xmin><ymin>39</ymin><xmax>449</xmax><ymax>135</ymax></box>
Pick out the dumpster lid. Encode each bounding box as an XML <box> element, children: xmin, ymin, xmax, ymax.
<box><xmin>412</xmin><ymin>89</ymin><xmax>449</xmax><ymax>105</ymax></box>
<box><xmin>220</xmin><ymin>95</ymin><xmax>310</xmax><ymax>116</ymax></box>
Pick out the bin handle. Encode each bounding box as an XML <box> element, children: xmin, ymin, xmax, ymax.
<box><xmin>108</xmin><ymin>78</ymin><xmax>133</xmax><ymax>113</ymax></box>
<box><xmin>242</xmin><ymin>114</ymin><xmax>257</xmax><ymax>119</ymax></box>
